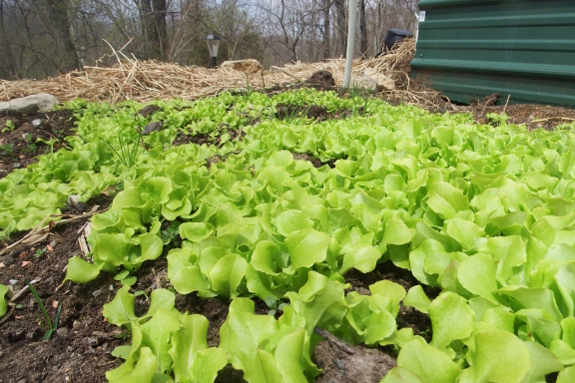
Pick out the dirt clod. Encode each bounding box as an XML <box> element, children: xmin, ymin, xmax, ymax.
<box><xmin>307</xmin><ymin>70</ymin><xmax>336</xmax><ymax>90</ymax></box>
<box><xmin>137</xmin><ymin>104</ymin><xmax>161</xmax><ymax>118</ymax></box>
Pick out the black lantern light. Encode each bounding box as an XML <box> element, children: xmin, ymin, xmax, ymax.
<box><xmin>204</xmin><ymin>33</ymin><xmax>221</xmax><ymax>68</ymax></box>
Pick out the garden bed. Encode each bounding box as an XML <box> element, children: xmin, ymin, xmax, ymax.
<box><xmin>1</xmin><ymin>87</ymin><xmax>574</xmax><ymax>383</ymax></box>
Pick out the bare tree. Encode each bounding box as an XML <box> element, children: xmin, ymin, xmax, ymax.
<box><xmin>0</xmin><ymin>0</ymin><xmax>17</xmax><ymax>78</ymax></box>
<box><xmin>0</xmin><ymin>0</ymin><xmax>419</xmax><ymax>79</ymax></box>
<box><xmin>46</xmin><ymin>0</ymin><xmax>81</xmax><ymax>72</ymax></box>
<box><xmin>358</xmin><ymin>0</ymin><xmax>367</xmax><ymax>57</ymax></box>
<box><xmin>321</xmin><ymin>0</ymin><xmax>330</xmax><ymax>59</ymax></box>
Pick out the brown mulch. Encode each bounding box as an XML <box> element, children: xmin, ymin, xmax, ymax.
<box><xmin>0</xmin><ymin>39</ymin><xmax>416</xmax><ymax>104</ymax></box>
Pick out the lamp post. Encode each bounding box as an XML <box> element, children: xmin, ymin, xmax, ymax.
<box><xmin>204</xmin><ymin>34</ymin><xmax>221</xmax><ymax>68</ymax></box>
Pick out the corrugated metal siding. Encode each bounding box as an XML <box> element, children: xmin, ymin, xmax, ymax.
<box><xmin>411</xmin><ymin>0</ymin><xmax>575</xmax><ymax>107</ymax></box>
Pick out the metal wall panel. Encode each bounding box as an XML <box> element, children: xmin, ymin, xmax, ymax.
<box><xmin>411</xmin><ymin>0</ymin><xmax>575</xmax><ymax>107</ymax></box>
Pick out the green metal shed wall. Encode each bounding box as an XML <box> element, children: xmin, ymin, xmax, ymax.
<box><xmin>411</xmin><ymin>0</ymin><xmax>575</xmax><ymax>107</ymax></box>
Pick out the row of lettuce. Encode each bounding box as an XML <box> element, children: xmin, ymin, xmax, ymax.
<box><xmin>3</xmin><ymin>89</ymin><xmax>575</xmax><ymax>382</ymax></box>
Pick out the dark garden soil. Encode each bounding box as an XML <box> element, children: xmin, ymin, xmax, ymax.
<box><xmin>0</xmin><ymin>196</ymin><xmax>122</xmax><ymax>383</ymax></box>
<box><xmin>0</xmin><ymin>110</ymin><xmax>76</xmax><ymax>178</ymax></box>
<box><xmin>292</xmin><ymin>153</ymin><xmax>336</xmax><ymax>169</ymax></box>
<box><xmin>346</xmin><ymin>262</ymin><xmax>439</xmax><ymax>344</ymax></box>
<box><xmin>274</xmin><ymin>104</ymin><xmax>361</xmax><ymax>123</ymax></box>
<box><xmin>172</xmin><ymin>125</ymin><xmax>246</xmax><ymax>149</ymax></box>
<box><xmin>474</xmin><ymin>103</ymin><xmax>575</xmax><ymax>131</ymax></box>
<box><xmin>305</xmin><ymin>70</ymin><xmax>337</xmax><ymax>92</ymax></box>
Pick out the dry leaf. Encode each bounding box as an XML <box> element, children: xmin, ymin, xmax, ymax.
<box><xmin>21</xmin><ymin>261</ymin><xmax>31</xmax><ymax>267</ymax></box>
<box><xmin>18</xmin><ymin>251</ymin><xmax>29</xmax><ymax>259</ymax></box>
<box><xmin>47</xmin><ymin>244</ymin><xmax>53</xmax><ymax>252</ymax></box>
<box><xmin>52</xmin><ymin>301</ymin><xmax>59</xmax><ymax>308</ymax></box>
<box><xmin>0</xmin><ymin>262</ymin><xmax>5</xmax><ymax>268</ymax></box>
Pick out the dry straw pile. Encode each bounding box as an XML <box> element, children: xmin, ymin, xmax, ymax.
<box><xmin>0</xmin><ymin>39</ymin><xmax>446</xmax><ymax>108</ymax></box>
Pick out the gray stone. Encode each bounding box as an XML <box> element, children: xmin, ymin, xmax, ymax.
<box><xmin>0</xmin><ymin>94</ymin><xmax>59</xmax><ymax>114</ymax></box>
<box><xmin>56</xmin><ymin>327</ymin><xmax>69</xmax><ymax>337</ymax></box>
<box><xmin>143</xmin><ymin>121</ymin><xmax>163</xmax><ymax>135</ymax></box>
<box><xmin>137</xmin><ymin>104</ymin><xmax>161</xmax><ymax>118</ymax></box>
<box><xmin>363</xmin><ymin>68</ymin><xmax>395</xmax><ymax>91</ymax></box>
<box><xmin>2</xmin><ymin>254</ymin><xmax>15</xmax><ymax>266</ymax></box>
<box><xmin>350</xmin><ymin>76</ymin><xmax>378</xmax><ymax>92</ymax></box>
<box><xmin>92</xmin><ymin>289</ymin><xmax>102</xmax><ymax>297</ymax></box>
<box><xmin>66</xmin><ymin>195</ymin><xmax>86</xmax><ymax>213</ymax></box>
<box><xmin>32</xmin><ymin>119</ymin><xmax>42</xmax><ymax>127</ymax></box>
<box><xmin>66</xmin><ymin>194</ymin><xmax>82</xmax><ymax>206</ymax></box>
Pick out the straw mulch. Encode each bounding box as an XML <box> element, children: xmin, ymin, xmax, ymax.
<box><xmin>0</xmin><ymin>38</ymin><xmax>447</xmax><ymax>108</ymax></box>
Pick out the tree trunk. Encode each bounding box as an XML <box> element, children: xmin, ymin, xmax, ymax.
<box><xmin>151</xmin><ymin>0</ymin><xmax>168</xmax><ymax>60</ymax></box>
<box><xmin>140</xmin><ymin>0</ymin><xmax>158</xmax><ymax>59</ymax></box>
<box><xmin>334</xmin><ymin>0</ymin><xmax>346</xmax><ymax>56</ymax></box>
<box><xmin>141</xmin><ymin>0</ymin><xmax>168</xmax><ymax>60</ymax></box>
<box><xmin>0</xmin><ymin>0</ymin><xmax>17</xmax><ymax>78</ymax></box>
<box><xmin>359</xmin><ymin>0</ymin><xmax>367</xmax><ymax>57</ymax></box>
<box><xmin>323</xmin><ymin>0</ymin><xmax>330</xmax><ymax>59</ymax></box>
<box><xmin>374</xmin><ymin>0</ymin><xmax>382</xmax><ymax>54</ymax></box>
<box><xmin>46</xmin><ymin>0</ymin><xmax>81</xmax><ymax>73</ymax></box>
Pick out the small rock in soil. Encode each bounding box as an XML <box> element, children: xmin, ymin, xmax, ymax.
<box><xmin>32</xmin><ymin>119</ymin><xmax>42</xmax><ymax>127</ymax></box>
<box><xmin>66</xmin><ymin>194</ymin><xmax>83</xmax><ymax>207</ymax></box>
<box><xmin>26</xmin><ymin>328</ymin><xmax>42</xmax><ymax>341</ymax></box>
<box><xmin>92</xmin><ymin>289</ymin><xmax>102</xmax><ymax>297</ymax></box>
<box><xmin>137</xmin><ymin>104</ymin><xmax>161</xmax><ymax>118</ymax></box>
<box><xmin>56</xmin><ymin>327</ymin><xmax>69</xmax><ymax>337</ymax></box>
<box><xmin>2</xmin><ymin>255</ymin><xmax>15</xmax><ymax>266</ymax></box>
<box><xmin>143</xmin><ymin>121</ymin><xmax>163</xmax><ymax>135</ymax></box>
